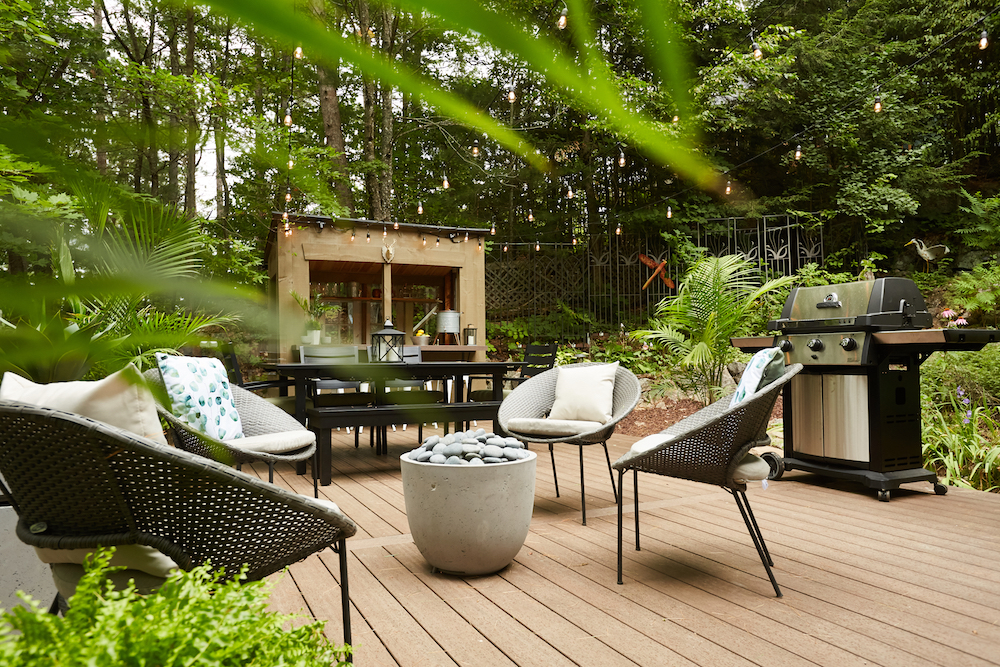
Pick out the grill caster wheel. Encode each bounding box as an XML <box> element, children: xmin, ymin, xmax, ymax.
<box><xmin>761</xmin><ymin>451</ymin><xmax>785</xmax><ymax>480</ymax></box>
<box><xmin>934</xmin><ymin>483</ymin><xmax>948</xmax><ymax>496</ymax></box>
<box><xmin>877</xmin><ymin>490</ymin><xmax>890</xmax><ymax>502</ymax></box>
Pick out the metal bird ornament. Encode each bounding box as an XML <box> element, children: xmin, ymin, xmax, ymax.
<box><xmin>905</xmin><ymin>238</ymin><xmax>949</xmax><ymax>271</ymax></box>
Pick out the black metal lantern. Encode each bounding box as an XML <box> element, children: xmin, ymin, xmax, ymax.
<box><xmin>463</xmin><ymin>325</ymin><xmax>478</xmax><ymax>346</ymax></box>
<box><xmin>371</xmin><ymin>320</ymin><xmax>405</xmax><ymax>362</ymax></box>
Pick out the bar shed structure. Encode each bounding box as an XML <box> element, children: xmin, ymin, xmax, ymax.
<box><xmin>266</xmin><ymin>214</ymin><xmax>489</xmax><ymax>362</ymax></box>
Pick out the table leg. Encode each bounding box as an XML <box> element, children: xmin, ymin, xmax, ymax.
<box><xmin>314</xmin><ymin>426</ymin><xmax>332</xmax><ymax>486</ymax></box>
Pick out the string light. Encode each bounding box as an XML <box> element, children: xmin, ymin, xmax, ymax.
<box><xmin>422</xmin><ymin>235</ymin><xmax>426</xmax><ymax>246</ymax></box>
<box><xmin>351</xmin><ymin>228</ymin><xmax>356</xmax><ymax>241</ymax></box>
<box><xmin>535</xmin><ymin>239</ymin><xmax>540</xmax><ymax>251</ymax></box>
<box><xmin>503</xmin><ymin>242</ymin><xmax>509</xmax><ymax>252</ymax></box>
<box><xmin>472</xmin><ymin>139</ymin><xmax>480</xmax><ymax>157</ymax></box>
<box><xmin>752</xmin><ymin>39</ymin><xmax>762</xmax><ymax>60</ymax></box>
<box><xmin>980</xmin><ymin>30</ymin><xmax>989</xmax><ymax>50</ymax></box>
<box><xmin>417</xmin><ymin>201</ymin><xmax>423</xmax><ymax>215</ymax></box>
<box><xmin>667</xmin><ymin>206</ymin><xmax>672</xmax><ymax>219</ymax></box>
<box><xmin>615</xmin><ymin>222</ymin><xmax>622</xmax><ymax>235</ymax></box>
<box><xmin>436</xmin><ymin>236</ymin><xmax>440</xmax><ymax>247</ymax></box>
<box><xmin>557</xmin><ymin>5</ymin><xmax>567</xmax><ymax>30</ymax></box>
<box><xmin>572</xmin><ymin>235</ymin><xmax>577</xmax><ymax>246</ymax></box>
<box><xmin>490</xmin><ymin>222</ymin><xmax>496</xmax><ymax>235</ymax></box>
<box><xmin>294</xmin><ymin>46</ymin><xmax>303</xmax><ymax>59</ymax></box>
<box><xmin>285</xmin><ymin>188</ymin><xmax>292</xmax><ymax>203</ymax></box>
<box><xmin>383</xmin><ymin>226</ymin><xmax>387</xmax><ymax>238</ymax></box>
<box><xmin>283</xmin><ymin>112</ymin><xmax>292</xmax><ymax>127</ymax></box>
<box><xmin>465</xmin><ymin>231</ymin><xmax>469</xmax><ymax>242</ymax></box>
<box><xmin>566</xmin><ymin>185</ymin><xmax>574</xmax><ymax>199</ymax></box>
<box><xmin>393</xmin><ymin>220</ymin><xmax>399</xmax><ymax>230</ymax></box>
<box><xmin>506</xmin><ymin>83</ymin><xmax>516</xmax><ymax>104</ymax></box>
<box><xmin>794</xmin><ymin>144</ymin><xmax>802</xmax><ymax>160</ymax></box>
<box><xmin>366</xmin><ymin>227</ymin><xmax>371</xmax><ymax>242</ymax></box>
<box><xmin>528</xmin><ymin>210</ymin><xmax>534</xmax><ymax>222</ymax></box>
<box><xmin>442</xmin><ymin>174</ymin><xmax>450</xmax><ymax>189</ymax></box>
<box><xmin>282</xmin><ymin>211</ymin><xmax>288</xmax><ymax>221</ymax></box>
<box><xmin>618</xmin><ymin>150</ymin><xmax>626</xmax><ymax>167</ymax></box>
<box><xmin>287</xmin><ymin>158</ymin><xmax>294</xmax><ymax>169</ymax></box>
<box><xmin>873</xmin><ymin>87</ymin><xmax>882</xmax><ymax>113</ymax></box>
<box><xmin>478</xmin><ymin>238</ymin><xmax>482</xmax><ymax>250</ymax></box>
<box><xmin>672</xmin><ymin>115</ymin><xmax>679</xmax><ymax>123</ymax></box>
<box><xmin>725</xmin><ymin>180</ymin><xmax>732</xmax><ymax>195</ymax></box>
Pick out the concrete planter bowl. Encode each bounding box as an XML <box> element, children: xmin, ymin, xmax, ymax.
<box><xmin>400</xmin><ymin>451</ymin><xmax>537</xmax><ymax>575</ymax></box>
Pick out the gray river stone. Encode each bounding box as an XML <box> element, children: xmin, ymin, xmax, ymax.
<box><xmin>467</xmin><ymin>457</ymin><xmax>485</xmax><ymax>465</ymax></box>
<box><xmin>462</xmin><ymin>444</ymin><xmax>482</xmax><ymax>454</ymax></box>
<box><xmin>485</xmin><ymin>437</ymin><xmax>506</xmax><ymax>447</ymax></box>
<box><xmin>503</xmin><ymin>437</ymin><xmax>523</xmax><ymax>447</ymax></box>
<box><xmin>416</xmin><ymin>450</ymin><xmax>434</xmax><ymax>462</ymax></box>
<box><xmin>482</xmin><ymin>444</ymin><xmax>504</xmax><ymax>458</ymax></box>
<box><xmin>442</xmin><ymin>443</ymin><xmax>465</xmax><ymax>457</ymax></box>
<box><xmin>464</xmin><ymin>452</ymin><xmax>483</xmax><ymax>460</ymax></box>
<box><xmin>482</xmin><ymin>457</ymin><xmax>505</xmax><ymax>464</ymax></box>
<box><xmin>432</xmin><ymin>442</ymin><xmax>446</xmax><ymax>454</ymax></box>
<box><xmin>423</xmin><ymin>435</ymin><xmax>440</xmax><ymax>448</ymax></box>
<box><xmin>445</xmin><ymin>455</ymin><xmax>465</xmax><ymax>465</ymax></box>
<box><xmin>429</xmin><ymin>453</ymin><xmax>447</xmax><ymax>464</ymax></box>
<box><xmin>502</xmin><ymin>447</ymin><xmax>522</xmax><ymax>460</ymax></box>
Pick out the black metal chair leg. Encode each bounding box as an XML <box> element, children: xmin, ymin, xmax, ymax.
<box><xmin>354</xmin><ymin>425</ymin><xmax>359</xmax><ymax>449</ymax></box>
<box><xmin>602</xmin><ymin>442</ymin><xmax>618</xmax><ymax>503</ymax></box>
<box><xmin>313</xmin><ymin>447</ymin><xmax>319</xmax><ymax>498</ymax></box>
<box><xmin>549</xmin><ymin>443</ymin><xmax>559</xmax><ymax>498</ymax></box>
<box><xmin>617</xmin><ymin>468</ymin><xmax>625</xmax><ymax>584</ymax></box>
<box><xmin>633</xmin><ymin>469</ymin><xmax>640</xmax><ymax>552</ymax></box>
<box><xmin>579</xmin><ymin>444</ymin><xmax>587</xmax><ymax>525</ymax></box>
<box><xmin>268</xmin><ymin>462</ymin><xmax>274</xmax><ymax>484</ymax></box>
<box><xmin>336</xmin><ymin>537</ymin><xmax>352</xmax><ymax>662</ymax></box>
<box><xmin>731</xmin><ymin>489</ymin><xmax>782</xmax><ymax>597</ymax></box>
<box><xmin>739</xmin><ymin>490</ymin><xmax>774</xmax><ymax>566</ymax></box>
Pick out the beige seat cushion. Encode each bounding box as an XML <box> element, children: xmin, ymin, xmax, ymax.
<box><xmin>0</xmin><ymin>364</ymin><xmax>167</xmax><ymax>445</ymax></box>
<box><xmin>507</xmin><ymin>417</ymin><xmax>605</xmax><ymax>437</ymax></box>
<box><xmin>229</xmin><ymin>429</ymin><xmax>315</xmax><ymax>454</ymax></box>
<box><xmin>50</xmin><ymin>563</ymin><xmax>168</xmax><ymax>598</ymax></box>
<box><xmin>35</xmin><ymin>544</ymin><xmax>178</xmax><ymax>578</ymax></box>
<box><xmin>548</xmin><ymin>362</ymin><xmax>618</xmax><ymax>424</ymax></box>
<box><xmin>732</xmin><ymin>452</ymin><xmax>771</xmax><ymax>484</ymax></box>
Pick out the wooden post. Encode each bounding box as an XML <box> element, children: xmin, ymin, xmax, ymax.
<box><xmin>382</xmin><ymin>263</ymin><xmax>392</xmax><ymax>326</ymax></box>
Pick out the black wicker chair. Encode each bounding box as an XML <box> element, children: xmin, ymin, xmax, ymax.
<box><xmin>0</xmin><ymin>400</ymin><xmax>357</xmax><ymax>647</ymax></box>
<box><xmin>498</xmin><ymin>362</ymin><xmax>642</xmax><ymax>525</ymax></box>
<box><xmin>612</xmin><ymin>363</ymin><xmax>802</xmax><ymax>597</ymax></box>
<box><xmin>144</xmin><ymin>368</ymin><xmax>317</xmax><ymax>489</ymax></box>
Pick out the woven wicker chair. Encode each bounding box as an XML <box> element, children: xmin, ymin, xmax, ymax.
<box><xmin>612</xmin><ymin>363</ymin><xmax>802</xmax><ymax>597</ymax></box>
<box><xmin>144</xmin><ymin>368</ymin><xmax>317</xmax><ymax>490</ymax></box>
<box><xmin>0</xmin><ymin>401</ymin><xmax>357</xmax><ymax>645</ymax></box>
<box><xmin>498</xmin><ymin>362</ymin><xmax>642</xmax><ymax>525</ymax></box>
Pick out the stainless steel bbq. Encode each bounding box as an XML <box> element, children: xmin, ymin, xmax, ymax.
<box><xmin>733</xmin><ymin>277</ymin><xmax>998</xmax><ymax>501</ymax></box>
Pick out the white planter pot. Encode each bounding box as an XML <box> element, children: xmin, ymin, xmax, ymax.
<box><xmin>400</xmin><ymin>451</ymin><xmax>537</xmax><ymax>575</ymax></box>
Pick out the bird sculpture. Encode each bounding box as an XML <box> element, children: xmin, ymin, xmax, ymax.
<box><xmin>905</xmin><ymin>238</ymin><xmax>949</xmax><ymax>271</ymax></box>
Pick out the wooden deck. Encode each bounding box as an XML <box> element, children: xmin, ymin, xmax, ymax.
<box><xmin>252</xmin><ymin>423</ymin><xmax>1000</xmax><ymax>667</ymax></box>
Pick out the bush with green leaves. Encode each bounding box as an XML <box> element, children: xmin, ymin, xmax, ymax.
<box><xmin>920</xmin><ymin>348</ymin><xmax>1000</xmax><ymax>408</ymax></box>
<box><xmin>922</xmin><ymin>386</ymin><xmax>1000</xmax><ymax>493</ymax></box>
<box><xmin>0</xmin><ymin>549</ymin><xmax>351</xmax><ymax>666</ymax></box>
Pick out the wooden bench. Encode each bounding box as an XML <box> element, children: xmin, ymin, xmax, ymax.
<box><xmin>307</xmin><ymin>401</ymin><xmax>503</xmax><ymax>484</ymax></box>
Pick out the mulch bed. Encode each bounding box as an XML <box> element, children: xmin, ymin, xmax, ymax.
<box><xmin>616</xmin><ymin>397</ymin><xmax>784</xmax><ymax>437</ymax></box>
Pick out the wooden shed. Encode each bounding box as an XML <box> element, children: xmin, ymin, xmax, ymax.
<box><xmin>265</xmin><ymin>214</ymin><xmax>489</xmax><ymax>362</ymax></box>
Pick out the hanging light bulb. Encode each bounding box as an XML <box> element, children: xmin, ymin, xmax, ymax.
<box><xmin>285</xmin><ymin>188</ymin><xmax>292</xmax><ymax>203</ymax></box>
<box><xmin>393</xmin><ymin>220</ymin><xmax>399</xmax><ymax>230</ymax></box>
<box><xmin>282</xmin><ymin>211</ymin><xmax>289</xmax><ymax>222</ymax></box>
<box><xmin>472</xmin><ymin>139</ymin><xmax>480</xmax><ymax>158</ymax></box>
<box><xmin>465</xmin><ymin>231</ymin><xmax>469</xmax><ymax>242</ymax></box>
<box><xmin>490</xmin><ymin>222</ymin><xmax>496</xmax><ymax>236</ymax></box>
<box><xmin>528</xmin><ymin>209</ymin><xmax>534</xmax><ymax>222</ymax></box>
<box><xmin>535</xmin><ymin>239</ymin><xmax>540</xmax><ymax>251</ymax></box>
<box><xmin>980</xmin><ymin>30</ymin><xmax>988</xmax><ymax>50</ymax></box>
<box><xmin>672</xmin><ymin>115</ymin><xmax>679</xmax><ymax>123</ymax></box>
<box><xmin>436</xmin><ymin>236</ymin><xmax>440</xmax><ymax>247</ymax></box>
<box><xmin>667</xmin><ymin>205</ymin><xmax>673</xmax><ymax>219</ymax></box>
<box><xmin>794</xmin><ymin>144</ymin><xmax>802</xmax><ymax>160</ymax></box>
<box><xmin>572</xmin><ymin>234</ymin><xmax>577</xmax><ymax>246</ymax></box>
<box><xmin>478</xmin><ymin>238</ymin><xmax>482</xmax><ymax>250</ymax></box>
<box><xmin>557</xmin><ymin>6</ymin><xmax>568</xmax><ymax>30</ymax></box>
<box><xmin>752</xmin><ymin>41</ymin><xmax>762</xmax><ymax>60</ymax></box>
<box><xmin>615</xmin><ymin>222</ymin><xmax>622</xmax><ymax>235</ymax></box>
<box><xmin>283</xmin><ymin>113</ymin><xmax>292</xmax><ymax>127</ymax></box>
<box><xmin>566</xmin><ymin>185</ymin><xmax>574</xmax><ymax>199</ymax></box>
<box><xmin>873</xmin><ymin>88</ymin><xmax>882</xmax><ymax>113</ymax></box>
<box><xmin>351</xmin><ymin>228</ymin><xmax>356</xmax><ymax>241</ymax></box>
<box><xmin>725</xmin><ymin>180</ymin><xmax>732</xmax><ymax>195</ymax></box>
<box><xmin>383</xmin><ymin>226</ymin><xmax>387</xmax><ymax>238</ymax></box>
<box><xmin>506</xmin><ymin>84</ymin><xmax>516</xmax><ymax>104</ymax></box>
<box><xmin>422</xmin><ymin>235</ymin><xmax>427</xmax><ymax>246</ymax></box>
<box><xmin>503</xmin><ymin>242</ymin><xmax>509</xmax><ymax>252</ymax></box>
<box><xmin>417</xmin><ymin>201</ymin><xmax>423</xmax><ymax>215</ymax></box>
<box><xmin>618</xmin><ymin>150</ymin><xmax>626</xmax><ymax>167</ymax></box>
<box><xmin>366</xmin><ymin>228</ymin><xmax>370</xmax><ymax>242</ymax></box>
<box><xmin>294</xmin><ymin>46</ymin><xmax>303</xmax><ymax>59</ymax></box>
<box><xmin>442</xmin><ymin>174</ymin><xmax>450</xmax><ymax>189</ymax></box>
<box><xmin>287</xmin><ymin>158</ymin><xmax>295</xmax><ymax>169</ymax></box>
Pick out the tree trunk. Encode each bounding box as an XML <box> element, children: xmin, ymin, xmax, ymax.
<box><xmin>93</xmin><ymin>0</ymin><xmax>107</xmax><ymax>175</ymax></box>
<box><xmin>183</xmin><ymin>5</ymin><xmax>197</xmax><ymax>214</ymax></box>
<box><xmin>358</xmin><ymin>0</ymin><xmax>383</xmax><ymax>220</ymax></box>
<box><xmin>377</xmin><ymin>10</ymin><xmax>397</xmax><ymax>221</ymax></box>
<box><xmin>312</xmin><ymin>0</ymin><xmax>354</xmax><ymax>214</ymax></box>
<box><xmin>214</xmin><ymin>21</ymin><xmax>232</xmax><ymax>222</ymax></box>
<box><xmin>167</xmin><ymin>20</ymin><xmax>180</xmax><ymax>204</ymax></box>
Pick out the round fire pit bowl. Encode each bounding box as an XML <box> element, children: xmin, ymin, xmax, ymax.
<box><xmin>400</xmin><ymin>443</ymin><xmax>536</xmax><ymax>576</ymax></box>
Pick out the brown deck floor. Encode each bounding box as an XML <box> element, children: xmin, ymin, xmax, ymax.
<box><xmin>250</xmin><ymin>423</ymin><xmax>1000</xmax><ymax>667</ymax></box>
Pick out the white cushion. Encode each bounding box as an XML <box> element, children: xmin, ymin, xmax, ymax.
<box><xmin>548</xmin><ymin>362</ymin><xmax>618</xmax><ymax>424</ymax></box>
<box><xmin>228</xmin><ymin>429</ymin><xmax>315</xmax><ymax>454</ymax></box>
<box><xmin>313</xmin><ymin>498</ymin><xmax>342</xmax><ymax>514</ymax></box>
<box><xmin>156</xmin><ymin>353</ymin><xmax>244</xmax><ymax>441</ymax></box>
<box><xmin>732</xmin><ymin>452</ymin><xmax>771</xmax><ymax>483</ymax></box>
<box><xmin>0</xmin><ymin>364</ymin><xmax>168</xmax><ymax>445</ymax></box>
<box><xmin>628</xmin><ymin>432</ymin><xmax>673</xmax><ymax>456</ymax></box>
<box><xmin>507</xmin><ymin>417</ymin><xmax>605</xmax><ymax>437</ymax></box>
<box><xmin>34</xmin><ymin>544</ymin><xmax>178</xmax><ymax>578</ymax></box>
<box><xmin>730</xmin><ymin>348</ymin><xmax>785</xmax><ymax>408</ymax></box>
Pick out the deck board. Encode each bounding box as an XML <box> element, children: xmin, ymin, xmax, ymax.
<box><xmin>252</xmin><ymin>422</ymin><xmax>1000</xmax><ymax>666</ymax></box>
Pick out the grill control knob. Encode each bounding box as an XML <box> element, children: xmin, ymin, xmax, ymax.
<box><xmin>807</xmin><ymin>338</ymin><xmax>824</xmax><ymax>351</ymax></box>
<box><xmin>840</xmin><ymin>337</ymin><xmax>857</xmax><ymax>351</ymax></box>
<box><xmin>779</xmin><ymin>339</ymin><xmax>794</xmax><ymax>353</ymax></box>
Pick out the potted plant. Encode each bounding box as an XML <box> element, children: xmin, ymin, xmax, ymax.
<box><xmin>291</xmin><ymin>291</ymin><xmax>339</xmax><ymax>345</ymax></box>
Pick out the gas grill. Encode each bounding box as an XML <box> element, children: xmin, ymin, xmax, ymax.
<box><xmin>732</xmin><ymin>277</ymin><xmax>998</xmax><ymax>501</ymax></box>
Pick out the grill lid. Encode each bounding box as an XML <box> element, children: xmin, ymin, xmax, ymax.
<box><xmin>767</xmin><ymin>278</ymin><xmax>932</xmax><ymax>333</ymax></box>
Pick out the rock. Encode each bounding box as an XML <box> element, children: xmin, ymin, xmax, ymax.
<box><xmin>423</xmin><ymin>435</ymin><xmax>440</xmax><ymax>448</ymax></box>
<box><xmin>442</xmin><ymin>443</ymin><xmax>465</xmax><ymax>457</ymax></box>
<box><xmin>432</xmin><ymin>442</ymin><xmax>446</xmax><ymax>454</ymax></box>
<box><xmin>445</xmin><ymin>456</ymin><xmax>465</xmax><ymax>465</ymax></box>
<box><xmin>464</xmin><ymin>452</ymin><xmax>483</xmax><ymax>461</ymax></box>
<box><xmin>503</xmin><ymin>437</ymin><xmax>522</xmax><ymax>447</ymax></box>
<box><xmin>483</xmin><ymin>457</ymin><xmax>505</xmax><ymax>464</ymax></box>
<box><xmin>440</xmin><ymin>434</ymin><xmax>456</xmax><ymax>445</ymax></box>
<box><xmin>485</xmin><ymin>437</ymin><xmax>506</xmax><ymax>447</ymax></box>
<box><xmin>467</xmin><ymin>457</ymin><xmax>485</xmax><ymax>465</ymax></box>
<box><xmin>502</xmin><ymin>447</ymin><xmax>521</xmax><ymax>460</ymax></box>
<box><xmin>461</xmin><ymin>438</ymin><xmax>480</xmax><ymax>445</ymax></box>
<box><xmin>462</xmin><ymin>444</ymin><xmax>482</xmax><ymax>454</ymax></box>
<box><xmin>474</xmin><ymin>428</ymin><xmax>487</xmax><ymax>437</ymax></box>
<box><xmin>416</xmin><ymin>450</ymin><xmax>434</xmax><ymax>462</ymax></box>
<box><xmin>482</xmin><ymin>444</ymin><xmax>504</xmax><ymax>458</ymax></box>
<box><xmin>429</xmin><ymin>454</ymin><xmax>447</xmax><ymax>464</ymax></box>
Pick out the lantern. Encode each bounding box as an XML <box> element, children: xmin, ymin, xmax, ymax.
<box><xmin>463</xmin><ymin>325</ymin><xmax>478</xmax><ymax>346</ymax></box>
<box><xmin>371</xmin><ymin>320</ymin><xmax>405</xmax><ymax>362</ymax></box>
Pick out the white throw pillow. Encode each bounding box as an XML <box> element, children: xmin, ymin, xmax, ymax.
<box><xmin>0</xmin><ymin>364</ymin><xmax>167</xmax><ymax>445</ymax></box>
<box><xmin>548</xmin><ymin>362</ymin><xmax>619</xmax><ymax>424</ymax></box>
<box><xmin>156</xmin><ymin>353</ymin><xmax>244</xmax><ymax>441</ymax></box>
<box><xmin>729</xmin><ymin>348</ymin><xmax>785</xmax><ymax>408</ymax></box>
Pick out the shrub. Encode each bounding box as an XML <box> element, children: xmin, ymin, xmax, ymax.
<box><xmin>922</xmin><ymin>386</ymin><xmax>1000</xmax><ymax>492</ymax></box>
<box><xmin>0</xmin><ymin>549</ymin><xmax>351</xmax><ymax>666</ymax></box>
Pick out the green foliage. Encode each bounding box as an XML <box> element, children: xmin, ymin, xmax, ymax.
<box><xmin>633</xmin><ymin>254</ymin><xmax>795</xmax><ymax>402</ymax></box>
<box><xmin>955</xmin><ymin>189</ymin><xmax>1000</xmax><ymax>258</ymax></box>
<box><xmin>921</xmin><ymin>348</ymin><xmax>1000</xmax><ymax>408</ymax></box>
<box><xmin>947</xmin><ymin>263</ymin><xmax>1000</xmax><ymax>327</ymax></box>
<box><xmin>922</xmin><ymin>386</ymin><xmax>1000</xmax><ymax>493</ymax></box>
<box><xmin>588</xmin><ymin>339</ymin><xmax>661</xmax><ymax>376</ymax></box>
<box><xmin>0</xmin><ymin>548</ymin><xmax>351</xmax><ymax>666</ymax></box>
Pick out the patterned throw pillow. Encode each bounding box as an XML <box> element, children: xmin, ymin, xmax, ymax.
<box><xmin>155</xmin><ymin>353</ymin><xmax>244</xmax><ymax>440</ymax></box>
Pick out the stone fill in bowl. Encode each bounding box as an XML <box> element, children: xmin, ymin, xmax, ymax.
<box><xmin>400</xmin><ymin>430</ymin><xmax>536</xmax><ymax>575</ymax></box>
